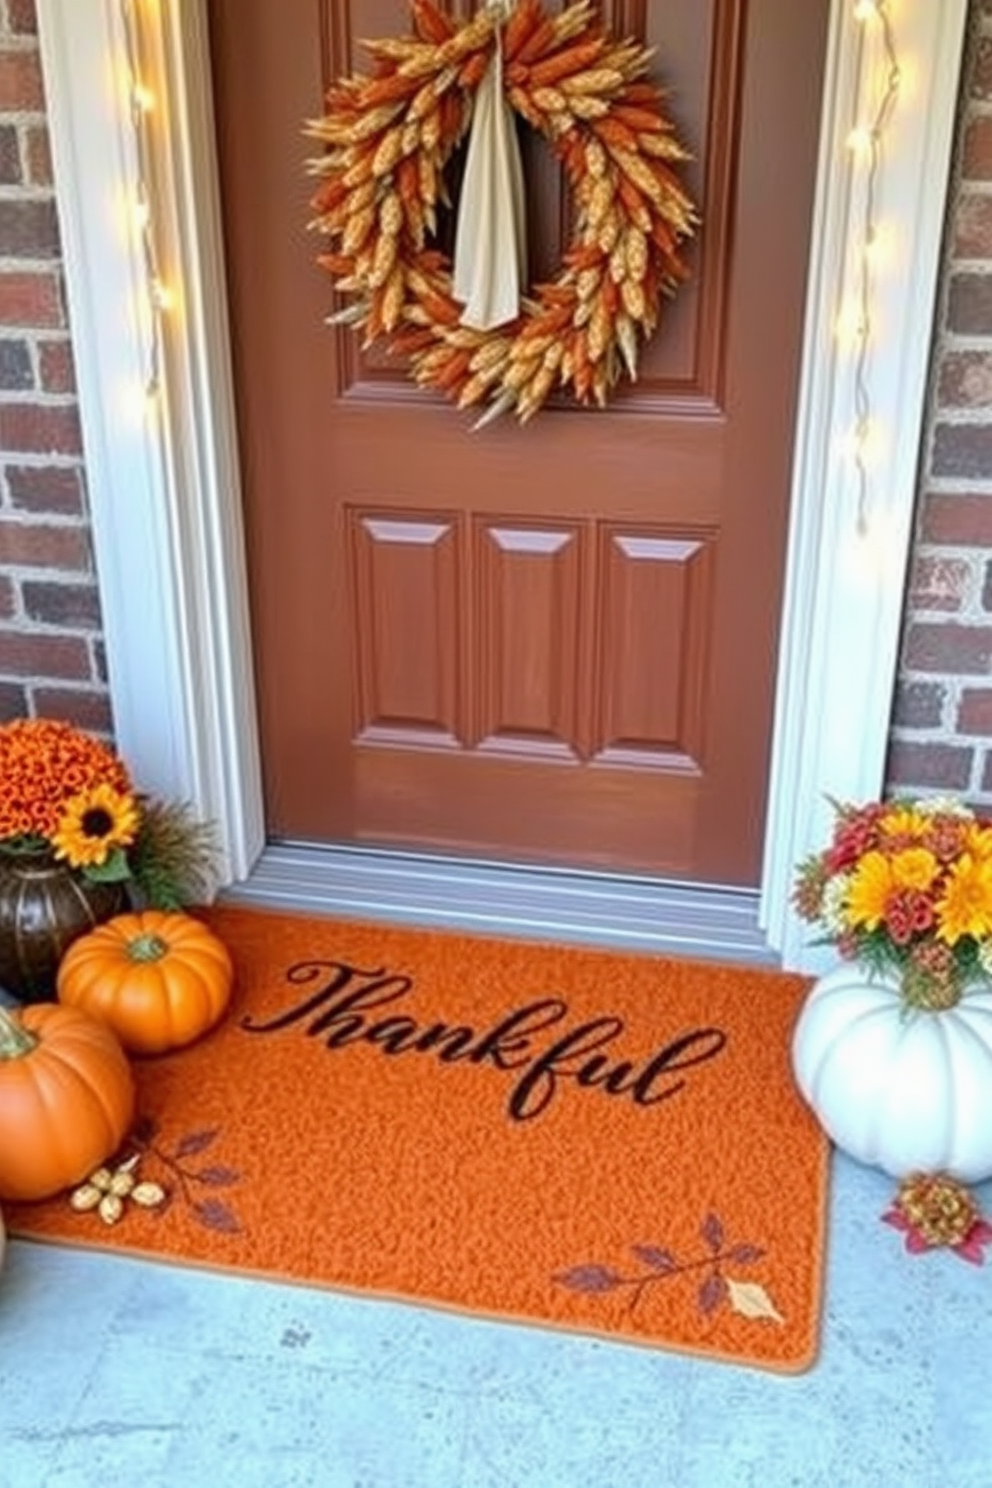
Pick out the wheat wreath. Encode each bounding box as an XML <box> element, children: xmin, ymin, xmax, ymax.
<box><xmin>307</xmin><ymin>0</ymin><xmax>697</xmax><ymax>425</ymax></box>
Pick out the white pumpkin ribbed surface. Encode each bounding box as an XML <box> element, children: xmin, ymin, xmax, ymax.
<box><xmin>792</xmin><ymin>965</ymin><xmax>992</xmax><ymax>1181</ymax></box>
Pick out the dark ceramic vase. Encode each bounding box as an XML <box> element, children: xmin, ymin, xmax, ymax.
<box><xmin>0</xmin><ymin>847</ymin><xmax>128</xmax><ymax>1004</ymax></box>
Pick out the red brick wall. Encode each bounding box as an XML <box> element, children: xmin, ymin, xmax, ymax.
<box><xmin>887</xmin><ymin>1</ymin><xmax>992</xmax><ymax>800</ymax></box>
<box><xmin>0</xmin><ymin>0</ymin><xmax>111</xmax><ymax>734</ymax></box>
<box><xmin>1</xmin><ymin>1</ymin><xmax>990</xmax><ymax>803</ymax></box>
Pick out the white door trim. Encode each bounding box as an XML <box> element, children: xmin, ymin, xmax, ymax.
<box><xmin>35</xmin><ymin>0</ymin><xmax>968</xmax><ymax>968</ymax></box>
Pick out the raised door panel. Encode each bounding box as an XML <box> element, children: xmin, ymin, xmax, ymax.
<box><xmin>350</xmin><ymin>510</ymin><xmax>463</xmax><ymax>746</ymax></box>
<box><xmin>476</xmin><ymin>519</ymin><xmax>583</xmax><ymax>758</ymax></box>
<box><xmin>594</xmin><ymin>526</ymin><xmax>714</xmax><ymax>767</ymax></box>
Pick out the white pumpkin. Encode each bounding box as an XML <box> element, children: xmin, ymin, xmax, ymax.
<box><xmin>792</xmin><ymin>964</ymin><xmax>992</xmax><ymax>1182</ymax></box>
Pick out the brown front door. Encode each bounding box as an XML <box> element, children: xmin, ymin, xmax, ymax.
<box><xmin>208</xmin><ymin>0</ymin><xmax>829</xmax><ymax>886</ymax></box>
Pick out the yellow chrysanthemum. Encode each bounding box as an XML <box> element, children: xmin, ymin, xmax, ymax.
<box><xmin>879</xmin><ymin>807</ymin><xmax>928</xmax><ymax>842</ymax></box>
<box><xmin>935</xmin><ymin>853</ymin><xmax>992</xmax><ymax>945</ymax></box>
<box><xmin>966</xmin><ymin>824</ymin><xmax>992</xmax><ymax>860</ymax></box>
<box><xmin>50</xmin><ymin>784</ymin><xmax>140</xmax><ymax>869</ymax></box>
<box><xmin>890</xmin><ymin>847</ymin><xmax>939</xmax><ymax>893</ymax></box>
<box><xmin>844</xmin><ymin>850</ymin><xmax>894</xmax><ymax>930</ymax></box>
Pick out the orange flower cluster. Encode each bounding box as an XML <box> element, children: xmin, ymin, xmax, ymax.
<box><xmin>0</xmin><ymin>718</ymin><xmax>132</xmax><ymax>843</ymax></box>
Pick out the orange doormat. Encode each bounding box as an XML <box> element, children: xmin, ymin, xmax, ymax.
<box><xmin>7</xmin><ymin>906</ymin><xmax>829</xmax><ymax>1372</ymax></box>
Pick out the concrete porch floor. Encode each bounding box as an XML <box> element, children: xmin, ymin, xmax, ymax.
<box><xmin>1</xmin><ymin>1152</ymin><xmax>989</xmax><ymax>1488</ymax></box>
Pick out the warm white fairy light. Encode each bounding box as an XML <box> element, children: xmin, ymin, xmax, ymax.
<box><xmin>846</xmin><ymin>125</ymin><xmax>874</xmax><ymax>158</ymax></box>
<box><xmin>120</xmin><ymin>0</ymin><xmax>172</xmax><ymax>403</ymax></box>
<box><xmin>151</xmin><ymin>281</ymin><xmax>175</xmax><ymax>312</ymax></box>
<box><xmin>843</xmin><ymin>0</ymin><xmax>901</xmax><ymax>538</ymax></box>
<box><xmin>132</xmin><ymin>83</ymin><xmax>155</xmax><ymax>115</ymax></box>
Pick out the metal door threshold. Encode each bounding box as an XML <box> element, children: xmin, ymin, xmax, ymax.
<box><xmin>222</xmin><ymin>843</ymin><xmax>779</xmax><ymax>966</ymax></box>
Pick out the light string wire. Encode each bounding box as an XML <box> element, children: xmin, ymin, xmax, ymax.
<box><xmin>847</xmin><ymin>0</ymin><xmax>902</xmax><ymax>536</ymax></box>
<box><xmin>119</xmin><ymin>0</ymin><xmax>170</xmax><ymax>403</ymax></box>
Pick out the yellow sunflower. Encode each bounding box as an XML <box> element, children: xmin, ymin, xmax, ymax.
<box><xmin>879</xmin><ymin>806</ymin><xmax>928</xmax><ymax>842</ymax></box>
<box><xmin>935</xmin><ymin>853</ymin><xmax>992</xmax><ymax>944</ymax></box>
<box><xmin>844</xmin><ymin>850</ymin><xmax>894</xmax><ymax>931</ymax></box>
<box><xmin>50</xmin><ymin>784</ymin><xmax>140</xmax><ymax>869</ymax></box>
<box><xmin>966</xmin><ymin>824</ymin><xmax>992</xmax><ymax>860</ymax></box>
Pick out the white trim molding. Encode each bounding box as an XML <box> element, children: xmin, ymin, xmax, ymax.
<box><xmin>761</xmin><ymin>0</ymin><xmax>968</xmax><ymax>968</ymax></box>
<box><xmin>36</xmin><ymin>0</ymin><xmax>264</xmax><ymax>883</ymax></box>
<box><xmin>35</xmin><ymin>0</ymin><xmax>967</xmax><ymax>966</ymax></box>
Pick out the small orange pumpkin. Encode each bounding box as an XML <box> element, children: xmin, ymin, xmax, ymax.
<box><xmin>0</xmin><ymin>1001</ymin><xmax>135</xmax><ymax>1202</ymax></box>
<box><xmin>56</xmin><ymin>910</ymin><xmax>234</xmax><ymax>1056</ymax></box>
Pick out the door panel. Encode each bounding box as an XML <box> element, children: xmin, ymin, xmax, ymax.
<box><xmin>208</xmin><ymin>0</ymin><xmax>830</xmax><ymax>883</ymax></box>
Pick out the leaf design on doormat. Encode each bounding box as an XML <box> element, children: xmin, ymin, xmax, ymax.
<box><xmin>554</xmin><ymin>1211</ymin><xmax>784</xmax><ymax>1327</ymax></box>
<box><xmin>725</xmin><ymin>1278</ymin><xmax>784</xmax><ymax>1323</ymax></box>
<box><xmin>124</xmin><ymin>1117</ymin><xmax>244</xmax><ymax>1236</ymax></box>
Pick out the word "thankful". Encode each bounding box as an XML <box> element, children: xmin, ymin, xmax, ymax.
<box><xmin>240</xmin><ymin>959</ymin><xmax>728</xmax><ymax>1122</ymax></box>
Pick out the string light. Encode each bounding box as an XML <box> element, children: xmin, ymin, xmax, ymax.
<box><xmin>119</xmin><ymin>0</ymin><xmax>173</xmax><ymax>403</ymax></box>
<box><xmin>843</xmin><ymin>0</ymin><xmax>901</xmax><ymax>537</ymax></box>
<box><xmin>132</xmin><ymin>83</ymin><xmax>155</xmax><ymax>115</ymax></box>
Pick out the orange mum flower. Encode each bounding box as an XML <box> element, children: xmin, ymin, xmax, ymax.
<box><xmin>0</xmin><ymin>718</ymin><xmax>132</xmax><ymax>845</ymax></box>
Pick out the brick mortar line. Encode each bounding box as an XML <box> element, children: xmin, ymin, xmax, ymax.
<box><xmin>925</xmin><ymin>404</ymin><xmax>992</xmax><ymax>423</ymax></box>
<box><xmin>931</xmin><ymin>342</ymin><xmax>992</xmax><ymax>358</ymax></box>
<box><xmin>0</xmin><ymin>512</ymin><xmax>92</xmax><ymax>529</ymax></box>
<box><xmin>0</xmin><ymin>615</ymin><xmax>102</xmax><ymax>639</ymax></box>
<box><xmin>0</xmin><ymin>188</ymin><xmax>60</xmax><ymax>202</ymax></box>
<box><xmin>0</xmin><ymin>453</ymin><xmax>85</xmax><ymax>468</ymax></box>
<box><xmin>0</xmin><ymin>628</ymin><xmax>102</xmax><ymax>645</ymax></box>
<box><xmin>1</xmin><ymin>681</ymin><xmax>112</xmax><ymax>696</ymax></box>
<box><xmin>0</xmin><ymin>388</ymin><xmax>81</xmax><ymax>403</ymax></box>
<box><xmin>933</xmin><ymin>405</ymin><xmax>992</xmax><ymax>420</ymax></box>
<box><xmin>933</xmin><ymin>340</ymin><xmax>992</xmax><ymax>353</ymax></box>
<box><xmin>1</xmin><ymin>574</ymin><xmax>96</xmax><ymax>592</ymax></box>
<box><xmin>901</xmin><ymin>611</ymin><xmax>992</xmax><ymax>627</ymax></box>
<box><xmin>0</xmin><ymin>560</ymin><xmax>98</xmax><ymax>577</ymax></box>
<box><xmin>923</xmin><ymin>475</ymin><xmax>992</xmax><ymax>492</ymax></box>
<box><xmin>0</xmin><ymin>258</ymin><xmax>65</xmax><ymax>273</ymax></box>
<box><xmin>0</xmin><ymin>569</ymin><xmax>92</xmax><ymax>588</ymax></box>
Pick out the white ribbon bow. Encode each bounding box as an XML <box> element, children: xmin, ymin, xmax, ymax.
<box><xmin>452</xmin><ymin>3</ymin><xmax>527</xmax><ymax>331</ymax></box>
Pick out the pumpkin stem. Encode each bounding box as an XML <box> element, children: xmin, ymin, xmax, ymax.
<box><xmin>0</xmin><ymin>1002</ymin><xmax>39</xmax><ymax>1059</ymax></box>
<box><xmin>901</xmin><ymin>971</ymin><xmax>963</xmax><ymax>1012</ymax></box>
<box><xmin>126</xmin><ymin>932</ymin><xmax>170</xmax><ymax>963</ymax></box>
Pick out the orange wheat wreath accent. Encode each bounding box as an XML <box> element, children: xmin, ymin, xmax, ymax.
<box><xmin>307</xmin><ymin>0</ymin><xmax>697</xmax><ymax>426</ymax></box>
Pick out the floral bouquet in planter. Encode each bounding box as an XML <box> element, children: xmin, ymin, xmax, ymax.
<box><xmin>792</xmin><ymin>795</ymin><xmax>992</xmax><ymax>1010</ymax></box>
<box><xmin>0</xmin><ymin>716</ymin><xmax>217</xmax><ymax>1002</ymax></box>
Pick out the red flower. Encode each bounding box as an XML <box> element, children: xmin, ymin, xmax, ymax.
<box><xmin>826</xmin><ymin>805</ymin><xmax>884</xmax><ymax>872</ymax></box>
<box><xmin>882</xmin><ymin>1174</ymin><xmax>992</xmax><ymax>1265</ymax></box>
<box><xmin>883</xmin><ymin>889</ymin><xmax>934</xmax><ymax>945</ymax></box>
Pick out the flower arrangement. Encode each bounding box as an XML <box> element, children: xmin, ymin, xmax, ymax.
<box><xmin>792</xmin><ymin>795</ymin><xmax>992</xmax><ymax>1009</ymax></box>
<box><xmin>0</xmin><ymin>717</ymin><xmax>216</xmax><ymax>908</ymax></box>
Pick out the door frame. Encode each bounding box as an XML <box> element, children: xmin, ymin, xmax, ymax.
<box><xmin>35</xmin><ymin>0</ymin><xmax>968</xmax><ymax>969</ymax></box>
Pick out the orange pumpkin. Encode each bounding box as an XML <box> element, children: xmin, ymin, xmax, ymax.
<box><xmin>57</xmin><ymin>910</ymin><xmax>234</xmax><ymax>1056</ymax></box>
<box><xmin>0</xmin><ymin>1001</ymin><xmax>135</xmax><ymax>1202</ymax></box>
